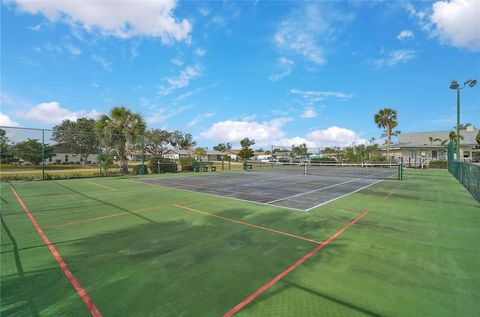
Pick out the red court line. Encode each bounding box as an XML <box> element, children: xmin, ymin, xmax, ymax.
<box><xmin>174</xmin><ymin>204</ymin><xmax>321</xmax><ymax>244</ymax></box>
<box><xmin>10</xmin><ymin>186</ymin><xmax>102</xmax><ymax>317</ymax></box>
<box><xmin>223</xmin><ymin>210</ymin><xmax>368</xmax><ymax>317</ymax></box>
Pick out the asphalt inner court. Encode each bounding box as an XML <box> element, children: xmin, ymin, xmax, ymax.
<box><xmin>138</xmin><ymin>169</ymin><xmax>385</xmax><ymax>211</ymax></box>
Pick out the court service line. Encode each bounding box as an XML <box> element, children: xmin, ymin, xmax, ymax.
<box><xmin>44</xmin><ymin>203</ymin><xmax>197</xmax><ymax>230</ymax></box>
<box><xmin>222</xmin><ymin>210</ymin><xmax>369</xmax><ymax>317</ymax></box>
<box><xmin>304</xmin><ymin>180</ymin><xmax>383</xmax><ymax>212</ymax></box>
<box><xmin>266</xmin><ymin>171</ymin><xmax>385</xmax><ymax>204</ymax></box>
<box><xmin>383</xmin><ymin>183</ymin><xmax>404</xmax><ymax>200</ymax></box>
<box><xmin>85</xmin><ymin>181</ymin><xmax>117</xmax><ymax>191</ymax></box>
<box><xmin>10</xmin><ymin>186</ymin><xmax>102</xmax><ymax>317</ymax></box>
<box><xmin>174</xmin><ymin>204</ymin><xmax>321</xmax><ymax>244</ymax></box>
<box><xmin>135</xmin><ymin>180</ymin><xmax>307</xmax><ymax>212</ymax></box>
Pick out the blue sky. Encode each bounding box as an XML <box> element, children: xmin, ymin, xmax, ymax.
<box><xmin>1</xmin><ymin>0</ymin><xmax>479</xmax><ymax>148</ymax></box>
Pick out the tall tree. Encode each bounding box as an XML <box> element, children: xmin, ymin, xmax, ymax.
<box><xmin>144</xmin><ymin>129</ymin><xmax>171</xmax><ymax>157</ymax></box>
<box><xmin>52</xmin><ymin>118</ymin><xmax>98</xmax><ymax>164</ymax></box>
<box><xmin>476</xmin><ymin>131</ymin><xmax>480</xmax><ymax>146</ymax></box>
<box><xmin>238</xmin><ymin>138</ymin><xmax>255</xmax><ymax>159</ymax></box>
<box><xmin>13</xmin><ymin>139</ymin><xmax>54</xmax><ymax>165</ymax></box>
<box><xmin>194</xmin><ymin>147</ymin><xmax>206</xmax><ymax>161</ymax></box>
<box><xmin>0</xmin><ymin>129</ymin><xmax>12</xmax><ymax>163</ymax></box>
<box><xmin>374</xmin><ymin>108</ymin><xmax>398</xmax><ymax>159</ymax></box>
<box><xmin>96</xmin><ymin>106</ymin><xmax>146</xmax><ymax>173</ymax></box>
<box><xmin>170</xmin><ymin>130</ymin><xmax>197</xmax><ymax>149</ymax></box>
<box><xmin>213</xmin><ymin>143</ymin><xmax>232</xmax><ymax>152</ymax></box>
<box><xmin>292</xmin><ymin>143</ymin><xmax>308</xmax><ymax>157</ymax></box>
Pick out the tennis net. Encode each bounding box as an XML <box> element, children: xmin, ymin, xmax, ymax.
<box><xmin>250</xmin><ymin>162</ymin><xmax>402</xmax><ymax>180</ymax></box>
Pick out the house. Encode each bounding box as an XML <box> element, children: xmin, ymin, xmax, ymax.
<box><xmin>46</xmin><ymin>144</ymin><xmax>99</xmax><ymax>165</ymax></box>
<box><xmin>224</xmin><ymin>149</ymin><xmax>240</xmax><ymax>161</ymax></box>
<box><xmin>163</xmin><ymin>149</ymin><xmax>193</xmax><ymax>161</ymax></box>
<box><xmin>384</xmin><ymin>125</ymin><xmax>479</xmax><ymax>166</ymax></box>
<box><xmin>163</xmin><ymin>149</ymin><xmax>224</xmax><ymax>161</ymax></box>
<box><xmin>202</xmin><ymin>149</ymin><xmax>224</xmax><ymax>161</ymax></box>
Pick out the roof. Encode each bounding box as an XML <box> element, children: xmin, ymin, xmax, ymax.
<box><xmin>164</xmin><ymin>149</ymin><xmax>192</xmax><ymax>155</ymax></box>
<box><xmin>204</xmin><ymin>149</ymin><xmax>224</xmax><ymax>155</ymax></box>
<box><xmin>224</xmin><ymin>149</ymin><xmax>240</xmax><ymax>154</ymax></box>
<box><xmin>396</xmin><ymin>128</ymin><xmax>478</xmax><ymax>147</ymax></box>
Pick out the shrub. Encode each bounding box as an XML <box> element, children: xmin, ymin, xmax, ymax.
<box><xmin>429</xmin><ymin>160</ymin><xmax>447</xmax><ymax>169</ymax></box>
<box><xmin>149</xmin><ymin>157</ymin><xmax>177</xmax><ymax>173</ymax></box>
<box><xmin>132</xmin><ymin>164</ymin><xmax>149</xmax><ymax>175</ymax></box>
<box><xmin>179</xmin><ymin>156</ymin><xmax>196</xmax><ymax>172</ymax></box>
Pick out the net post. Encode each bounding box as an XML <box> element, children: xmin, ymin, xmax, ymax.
<box><xmin>140</xmin><ymin>135</ymin><xmax>145</xmax><ymax>175</ymax></box>
<box><xmin>222</xmin><ymin>157</ymin><xmax>224</xmax><ymax>170</ymax></box>
<box><xmin>42</xmin><ymin>129</ymin><xmax>45</xmax><ymax>181</ymax></box>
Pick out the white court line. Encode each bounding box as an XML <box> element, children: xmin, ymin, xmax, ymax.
<box><xmin>265</xmin><ymin>171</ymin><xmax>385</xmax><ymax>204</ymax></box>
<box><xmin>133</xmin><ymin>179</ymin><xmax>308</xmax><ymax>212</ymax></box>
<box><xmin>85</xmin><ymin>181</ymin><xmax>117</xmax><ymax>191</ymax></box>
<box><xmin>304</xmin><ymin>179</ymin><xmax>383</xmax><ymax>211</ymax></box>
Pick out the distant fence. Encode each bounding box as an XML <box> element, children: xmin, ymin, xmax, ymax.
<box><xmin>0</xmin><ymin>126</ymin><xmax>236</xmax><ymax>181</ymax></box>
<box><xmin>448</xmin><ymin>142</ymin><xmax>480</xmax><ymax>202</ymax></box>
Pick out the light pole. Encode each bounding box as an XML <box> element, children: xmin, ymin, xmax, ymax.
<box><xmin>449</xmin><ymin>79</ymin><xmax>477</xmax><ymax>160</ymax></box>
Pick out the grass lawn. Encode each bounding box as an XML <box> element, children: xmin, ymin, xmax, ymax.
<box><xmin>1</xmin><ymin>169</ymin><xmax>479</xmax><ymax>316</ymax></box>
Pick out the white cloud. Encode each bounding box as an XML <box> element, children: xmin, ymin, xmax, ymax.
<box><xmin>147</xmin><ymin>105</ymin><xmax>191</xmax><ymax>124</ymax></box>
<box><xmin>28</xmin><ymin>24</ymin><xmax>42</xmax><ymax>31</ymax></box>
<box><xmin>300</xmin><ymin>107</ymin><xmax>317</xmax><ymax>119</ymax></box>
<box><xmin>373</xmin><ymin>49</ymin><xmax>416</xmax><ymax>67</ymax></box>
<box><xmin>198</xmin><ymin>7</ymin><xmax>211</xmax><ymax>17</ymax></box>
<box><xmin>171</xmin><ymin>58</ymin><xmax>184</xmax><ymax>66</ymax></box>
<box><xmin>23</xmin><ymin>101</ymin><xmax>100</xmax><ymax>124</ymax></box>
<box><xmin>290</xmin><ymin>89</ymin><xmax>352</xmax><ymax>99</ymax></box>
<box><xmin>397</xmin><ymin>30</ymin><xmax>414</xmax><ymax>41</ymax></box>
<box><xmin>65</xmin><ymin>44</ymin><xmax>82</xmax><ymax>55</ymax></box>
<box><xmin>307</xmin><ymin>126</ymin><xmax>366</xmax><ymax>147</ymax></box>
<box><xmin>274</xmin><ymin>4</ymin><xmax>353</xmax><ymax>65</ymax></box>
<box><xmin>269</xmin><ymin>57</ymin><xmax>294</xmax><ymax>81</ymax></box>
<box><xmin>0</xmin><ymin>112</ymin><xmax>19</xmax><ymax>126</ymax></box>
<box><xmin>159</xmin><ymin>65</ymin><xmax>202</xmax><ymax>95</ymax></box>
<box><xmin>430</xmin><ymin>0</ymin><xmax>480</xmax><ymax>51</ymax></box>
<box><xmin>187</xmin><ymin>112</ymin><xmax>215</xmax><ymax>127</ymax></box>
<box><xmin>202</xmin><ymin>119</ymin><xmax>364</xmax><ymax>148</ymax></box>
<box><xmin>174</xmin><ymin>87</ymin><xmax>202</xmax><ymax>102</ymax></box>
<box><xmin>9</xmin><ymin>0</ymin><xmax>192</xmax><ymax>43</ymax></box>
<box><xmin>241</xmin><ymin>114</ymin><xmax>257</xmax><ymax>121</ymax></box>
<box><xmin>195</xmin><ymin>48</ymin><xmax>206</xmax><ymax>56</ymax></box>
<box><xmin>202</xmin><ymin>118</ymin><xmax>291</xmax><ymax>144</ymax></box>
<box><xmin>92</xmin><ymin>54</ymin><xmax>112</xmax><ymax>71</ymax></box>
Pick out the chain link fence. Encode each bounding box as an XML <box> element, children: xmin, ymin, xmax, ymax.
<box><xmin>1</xmin><ymin>126</ymin><xmax>146</xmax><ymax>181</ymax></box>
<box><xmin>448</xmin><ymin>142</ymin><xmax>480</xmax><ymax>201</ymax></box>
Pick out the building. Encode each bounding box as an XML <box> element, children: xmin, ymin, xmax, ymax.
<box><xmin>385</xmin><ymin>125</ymin><xmax>479</xmax><ymax>166</ymax></box>
<box><xmin>46</xmin><ymin>144</ymin><xmax>99</xmax><ymax>165</ymax></box>
<box><xmin>163</xmin><ymin>149</ymin><xmax>225</xmax><ymax>161</ymax></box>
<box><xmin>163</xmin><ymin>149</ymin><xmax>193</xmax><ymax>161</ymax></box>
<box><xmin>224</xmin><ymin>149</ymin><xmax>240</xmax><ymax>161</ymax></box>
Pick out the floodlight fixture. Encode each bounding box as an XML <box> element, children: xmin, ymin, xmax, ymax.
<box><xmin>449</xmin><ymin>80</ymin><xmax>459</xmax><ymax>90</ymax></box>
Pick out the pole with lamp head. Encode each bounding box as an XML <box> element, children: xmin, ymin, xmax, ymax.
<box><xmin>449</xmin><ymin>79</ymin><xmax>477</xmax><ymax>160</ymax></box>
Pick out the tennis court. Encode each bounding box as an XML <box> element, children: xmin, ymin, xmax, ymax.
<box><xmin>138</xmin><ymin>163</ymin><xmax>401</xmax><ymax>211</ymax></box>
<box><xmin>2</xmin><ymin>169</ymin><xmax>479</xmax><ymax>316</ymax></box>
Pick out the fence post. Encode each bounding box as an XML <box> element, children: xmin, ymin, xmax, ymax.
<box><xmin>42</xmin><ymin>129</ymin><xmax>45</xmax><ymax>181</ymax></box>
<box><xmin>140</xmin><ymin>135</ymin><xmax>145</xmax><ymax>175</ymax></box>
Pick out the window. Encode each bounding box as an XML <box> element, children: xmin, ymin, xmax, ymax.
<box><xmin>65</xmin><ymin>155</ymin><xmax>69</xmax><ymax>162</ymax></box>
<box><xmin>432</xmin><ymin>150</ymin><xmax>437</xmax><ymax>159</ymax></box>
<box><xmin>464</xmin><ymin>151</ymin><xmax>470</xmax><ymax>158</ymax></box>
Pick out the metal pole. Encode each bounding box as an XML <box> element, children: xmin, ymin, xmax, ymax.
<box><xmin>456</xmin><ymin>89</ymin><xmax>461</xmax><ymax>160</ymax></box>
<box><xmin>140</xmin><ymin>135</ymin><xmax>145</xmax><ymax>175</ymax></box>
<box><xmin>42</xmin><ymin>129</ymin><xmax>45</xmax><ymax>180</ymax></box>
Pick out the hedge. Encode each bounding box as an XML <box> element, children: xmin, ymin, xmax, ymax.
<box><xmin>429</xmin><ymin>160</ymin><xmax>448</xmax><ymax>169</ymax></box>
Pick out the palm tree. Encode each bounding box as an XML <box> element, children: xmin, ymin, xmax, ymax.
<box><xmin>429</xmin><ymin>136</ymin><xmax>442</xmax><ymax>145</ymax></box>
<box><xmin>449</xmin><ymin>131</ymin><xmax>464</xmax><ymax>143</ymax></box>
<box><xmin>194</xmin><ymin>147</ymin><xmax>206</xmax><ymax>161</ymax></box>
<box><xmin>96</xmin><ymin>106</ymin><xmax>146</xmax><ymax>173</ymax></box>
<box><xmin>374</xmin><ymin>108</ymin><xmax>398</xmax><ymax>159</ymax></box>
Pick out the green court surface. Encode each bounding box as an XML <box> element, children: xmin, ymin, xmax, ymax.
<box><xmin>1</xmin><ymin>169</ymin><xmax>479</xmax><ymax>316</ymax></box>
